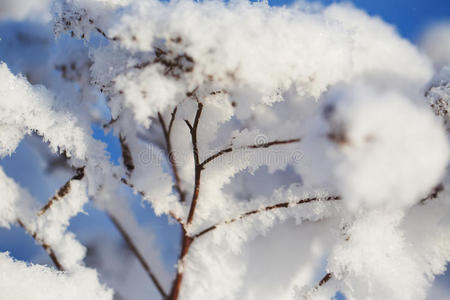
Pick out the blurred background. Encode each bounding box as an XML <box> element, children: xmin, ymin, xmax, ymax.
<box><xmin>0</xmin><ymin>0</ymin><xmax>449</xmax><ymax>299</ymax></box>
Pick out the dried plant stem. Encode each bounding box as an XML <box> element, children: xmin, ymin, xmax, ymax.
<box><xmin>419</xmin><ymin>183</ymin><xmax>444</xmax><ymax>204</ymax></box>
<box><xmin>38</xmin><ymin>167</ymin><xmax>85</xmax><ymax>216</ymax></box>
<box><xmin>17</xmin><ymin>219</ymin><xmax>64</xmax><ymax>271</ymax></box>
<box><xmin>168</xmin><ymin>101</ymin><xmax>308</xmax><ymax>299</ymax></box>
<box><xmin>158</xmin><ymin>108</ymin><xmax>186</xmax><ymax>203</ymax></box>
<box><xmin>318</xmin><ymin>273</ymin><xmax>332</xmax><ymax>286</ymax></box>
<box><xmin>194</xmin><ymin>195</ymin><xmax>341</xmax><ymax>239</ymax></box>
<box><xmin>169</xmin><ymin>229</ymin><xmax>193</xmax><ymax>300</ymax></box>
<box><xmin>201</xmin><ymin>138</ymin><xmax>301</xmax><ymax>167</ymax></box>
<box><xmin>184</xmin><ymin>102</ymin><xmax>204</xmax><ymax>225</ymax></box>
<box><xmin>109</xmin><ymin>214</ymin><xmax>168</xmax><ymax>299</ymax></box>
<box><xmin>169</xmin><ymin>102</ymin><xmax>203</xmax><ymax>300</ymax></box>
<box><xmin>116</xmin><ymin>132</ymin><xmax>170</xmax><ymax>298</ymax></box>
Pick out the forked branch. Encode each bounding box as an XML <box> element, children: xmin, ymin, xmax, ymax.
<box><xmin>185</xmin><ymin>102</ymin><xmax>204</xmax><ymax>225</ymax></box>
<box><xmin>169</xmin><ymin>102</ymin><xmax>203</xmax><ymax>300</ymax></box>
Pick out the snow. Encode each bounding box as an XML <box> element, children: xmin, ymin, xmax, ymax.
<box><xmin>0</xmin><ymin>0</ymin><xmax>449</xmax><ymax>299</ymax></box>
<box><xmin>420</xmin><ymin>22</ymin><xmax>450</xmax><ymax>69</ymax></box>
<box><xmin>0</xmin><ymin>0</ymin><xmax>51</xmax><ymax>22</ymax></box>
<box><xmin>299</xmin><ymin>82</ymin><xmax>449</xmax><ymax>211</ymax></box>
<box><xmin>0</xmin><ymin>166</ymin><xmax>34</xmax><ymax>228</ymax></box>
<box><xmin>0</xmin><ymin>252</ymin><xmax>112</xmax><ymax>300</ymax></box>
<box><xmin>58</xmin><ymin>0</ymin><xmax>433</xmax><ymax>128</ymax></box>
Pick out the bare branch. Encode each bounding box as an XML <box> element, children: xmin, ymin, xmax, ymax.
<box><xmin>186</xmin><ymin>102</ymin><xmax>204</xmax><ymax>225</ymax></box>
<box><xmin>171</xmin><ymin>100</ymin><xmax>301</xmax><ymax>299</ymax></box>
<box><xmin>194</xmin><ymin>195</ymin><xmax>341</xmax><ymax>239</ymax></box>
<box><xmin>299</xmin><ymin>272</ymin><xmax>333</xmax><ymax>299</ymax></box>
<box><xmin>119</xmin><ymin>134</ymin><xmax>135</xmax><ymax>177</ymax></box>
<box><xmin>119</xmin><ymin>177</ymin><xmax>184</xmax><ymax>227</ymax></box>
<box><xmin>120</xmin><ymin>177</ymin><xmax>144</xmax><ymax>196</ymax></box>
<box><xmin>17</xmin><ymin>219</ymin><xmax>64</xmax><ymax>271</ymax></box>
<box><xmin>169</xmin><ymin>211</ymin><xmax>184</xmax><ymax>225</ymax></box>
<box><xmin>168</xmin><ymin>107</ymin><xmax>177</xmax><ymax>135</ymax></box>
<box><xmin>247</xmin><ymin>138</ymin><xmax>301</xmax><ymax>149</ymax></box>
<box><xmin>419</xmin><ymin>183</ymin><xmax>444</xmax><ymax>205</ymax></box>
<box><xmin>200</xmin><ymin>147</ymin><xmax>232</xmax><ymax>167</ymax></box>
<box><xmin>158</xmin><ymin>109</ymin><xmax>186</xmax><ymax>203</ymax></box>
<box><xmin>38</xmin><ymin>167</ymin><xmax>85</xmax><ymax>216</ymax></box>
<box><xmin>200</xmin><ymin>138</ymin><xmax>301</xmax><ymax>167</ymax></box>
<box><xmin>170</xmin><ymin>102</ymin><xmax>203</xmax><ymax>300</ymax></box>
<box><xmin>318</xmin><ymin>273</ymin><xmax>332</xmax><ymax>286</ymax></box>
<box><xmin>169</xmin><ymin>232</ymin><xmax>193</xmax><ymax>300</ymax></box>
<box><xmin>184</xmin><ymin>120</ymin><xmax>193</xmax><ymax>132</ymax></box>
<box><xmin>108</xmin><ymin>214</ymin><xmax>168</xmax><ymax>299</ymax></box>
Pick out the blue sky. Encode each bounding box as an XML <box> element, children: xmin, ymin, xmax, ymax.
<box><xmin>269</xmin><ymin>0</ymin><xmax>450</xmax><ymax>41</ymax></box>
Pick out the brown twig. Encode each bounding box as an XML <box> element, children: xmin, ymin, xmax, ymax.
<box><xmin>170</xmin><ymin>102</ymin><xmax>304</xmax><ymax>299</ymax></box>
<box><xmin>185</xmin><ymin>102</ymin><xmax>204</xmax><ymax>225</ymax></box>
<box><xmin>168</xmin><ymin>107</ymin><xmax>177</xmax><ymax>135</ymax></box>
<box><xmin>318</xmin><ymin>272</ymin><xmax>332</xmax><ymax>286</ymax></box>
<box><xmin>247</xmin><ymin>138</ymin><xmax>302</xmax><ymax>149</ymax></box>
<box><xmin>169</xmin><ymin>102</ymin><xmax>204</xmax><ymax>300</ymax></box>
<box><xmin>169</xmin><ymin>228</ymin><xmax>193</xmax><ymax>300</ymax></box>
<box><xmin>95</xmin><ymin>27</ymin><xmax>109</xmax><ymax>39</ymax></box>
<box><xmin>200</xmin><ymin>138</ymin><xmax>301</xmax><ymax>167</ymax></box>
<box><xmin>194</xmin><ymin>195</ymin><xmax>341</xmax><ymax>239</ymax></box>
<box><xmin>119</xmin><ymin>135</ymin><xmax>135</xmax><ymax>177</ymax></box>
<box><xmin>38</xmin><ymin>167</ymin><xmax>85</xmax><ymax>216</ymax></box>
<box><xmin>158</xmin><ymin>108</ymin><xmax>186</xmax><ymax>202</ymax></box>
<box><xmin>131</xmin><ymin>49</ymin><xmax>194</xmax><ymax>80</ymax></box>
<box><xmin>301</xmin><ymin>272</ymin><xmax>333</xmax><ymax>298</ymax></box>
<box><xmin>200</xmin><ymin>147</ymin><xmax>233</xmax><ymax>167</ymax></box>
<box><xmin>419</xmin><ymin>183</ymin><xmax>444</xmax><ymax>205</ymax></box>
<box><xmin>120</xmin><ymin>177</ymin><xmax>184</xmax><ymax>227</ymax></box>
<box><xmin>109</xmin><ymin>214</ymin><xmax>168</xmax><ymax>299</ymax></box>
<box><xmin>17</xmin><ymin>219</ymin><xmax>64</xmax><ymax>271</ymax></box>
<box><xmin>118</xmin><ymin>134</ymin><xmax>178</xmax><ymax>297</ymax></box>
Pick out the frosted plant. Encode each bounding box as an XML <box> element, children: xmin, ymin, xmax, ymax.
<box><xmin>0</xmin><ymin>0</ymin><xmax>449</xmax><ymax>299</ymax></box>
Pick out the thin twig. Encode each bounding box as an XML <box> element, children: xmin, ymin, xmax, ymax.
<box><xmin>185</xmin><ymin>102</ymin><xmax>204</xmax><ymax>225</ymax></box>
<box><xmin>304</xmin><ymin>272</ymin><xmax>333</xmax><ymax>298</ymax></box>
<box><xmin>119</xmin><ymin>134</ymin><xmax>135</xmax><ymax>177</ymax></box>
<box><xmin>168</xmin><ymin>107</ymin><xmax>177</xmax><ymax>135</ymax></box>
<box><xmin>121</xmin><ymin>177</ymin><xmax>144</xmax><ymax>196</ymax></box>
<box><xmin>17</xmin><ymin>219</ymin><xmax>64</xmax><ymax>271</ymax></box>
<box><xmin>194</xmin><ymin>195</ymin><xmax>341</xmax><ymax>239</ymax></box>
<box><xmin>117</xmin><ymin>132</ymin><xmax>179</xmax><ymax>298</ymax></box>
<box><xmin>169</xmin><ymin>102</ymin><xmax>203</xmax><ymax>300</ymax></box>
<box><xmin>120</xmin><ymin>177</ymin><xmax>184</xmax><ymax>227</ymax></box>
<box><xmin>200</xmin><ymin>147</ymin><xmax>233</xmax><ymax>167</ymax></box>
<box><xmin>247</xmin><ymin>138</ymin><xmax>302</xmax><ymax>149</ymax></box>
<box><xmin>38</xmin><ymin>167</ymin><xmax>85</xmax><ymax>216</ymax></box>
<box><xmin>200</xmin><ymin>138</ymin><xmax>301</xmax><ymax>167</ymax></box>
<box><xmin>419</xmin><ymin>183</ymin><xmax>444</xmax><ymax>204</ymax></box>
<box><xmin>318</xmin><ymin>272</ymin><xmax>332</xmax><ymax>287</ymax></box>
<box><xmin>109</xmin><ymin>214</ymin><xmax>168</xmax><ymax>299</ymax></box>
<box><xmin>158</xmin><ymin>108</ymin><xmax>186</xmax><ymax>202</ymax></box>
